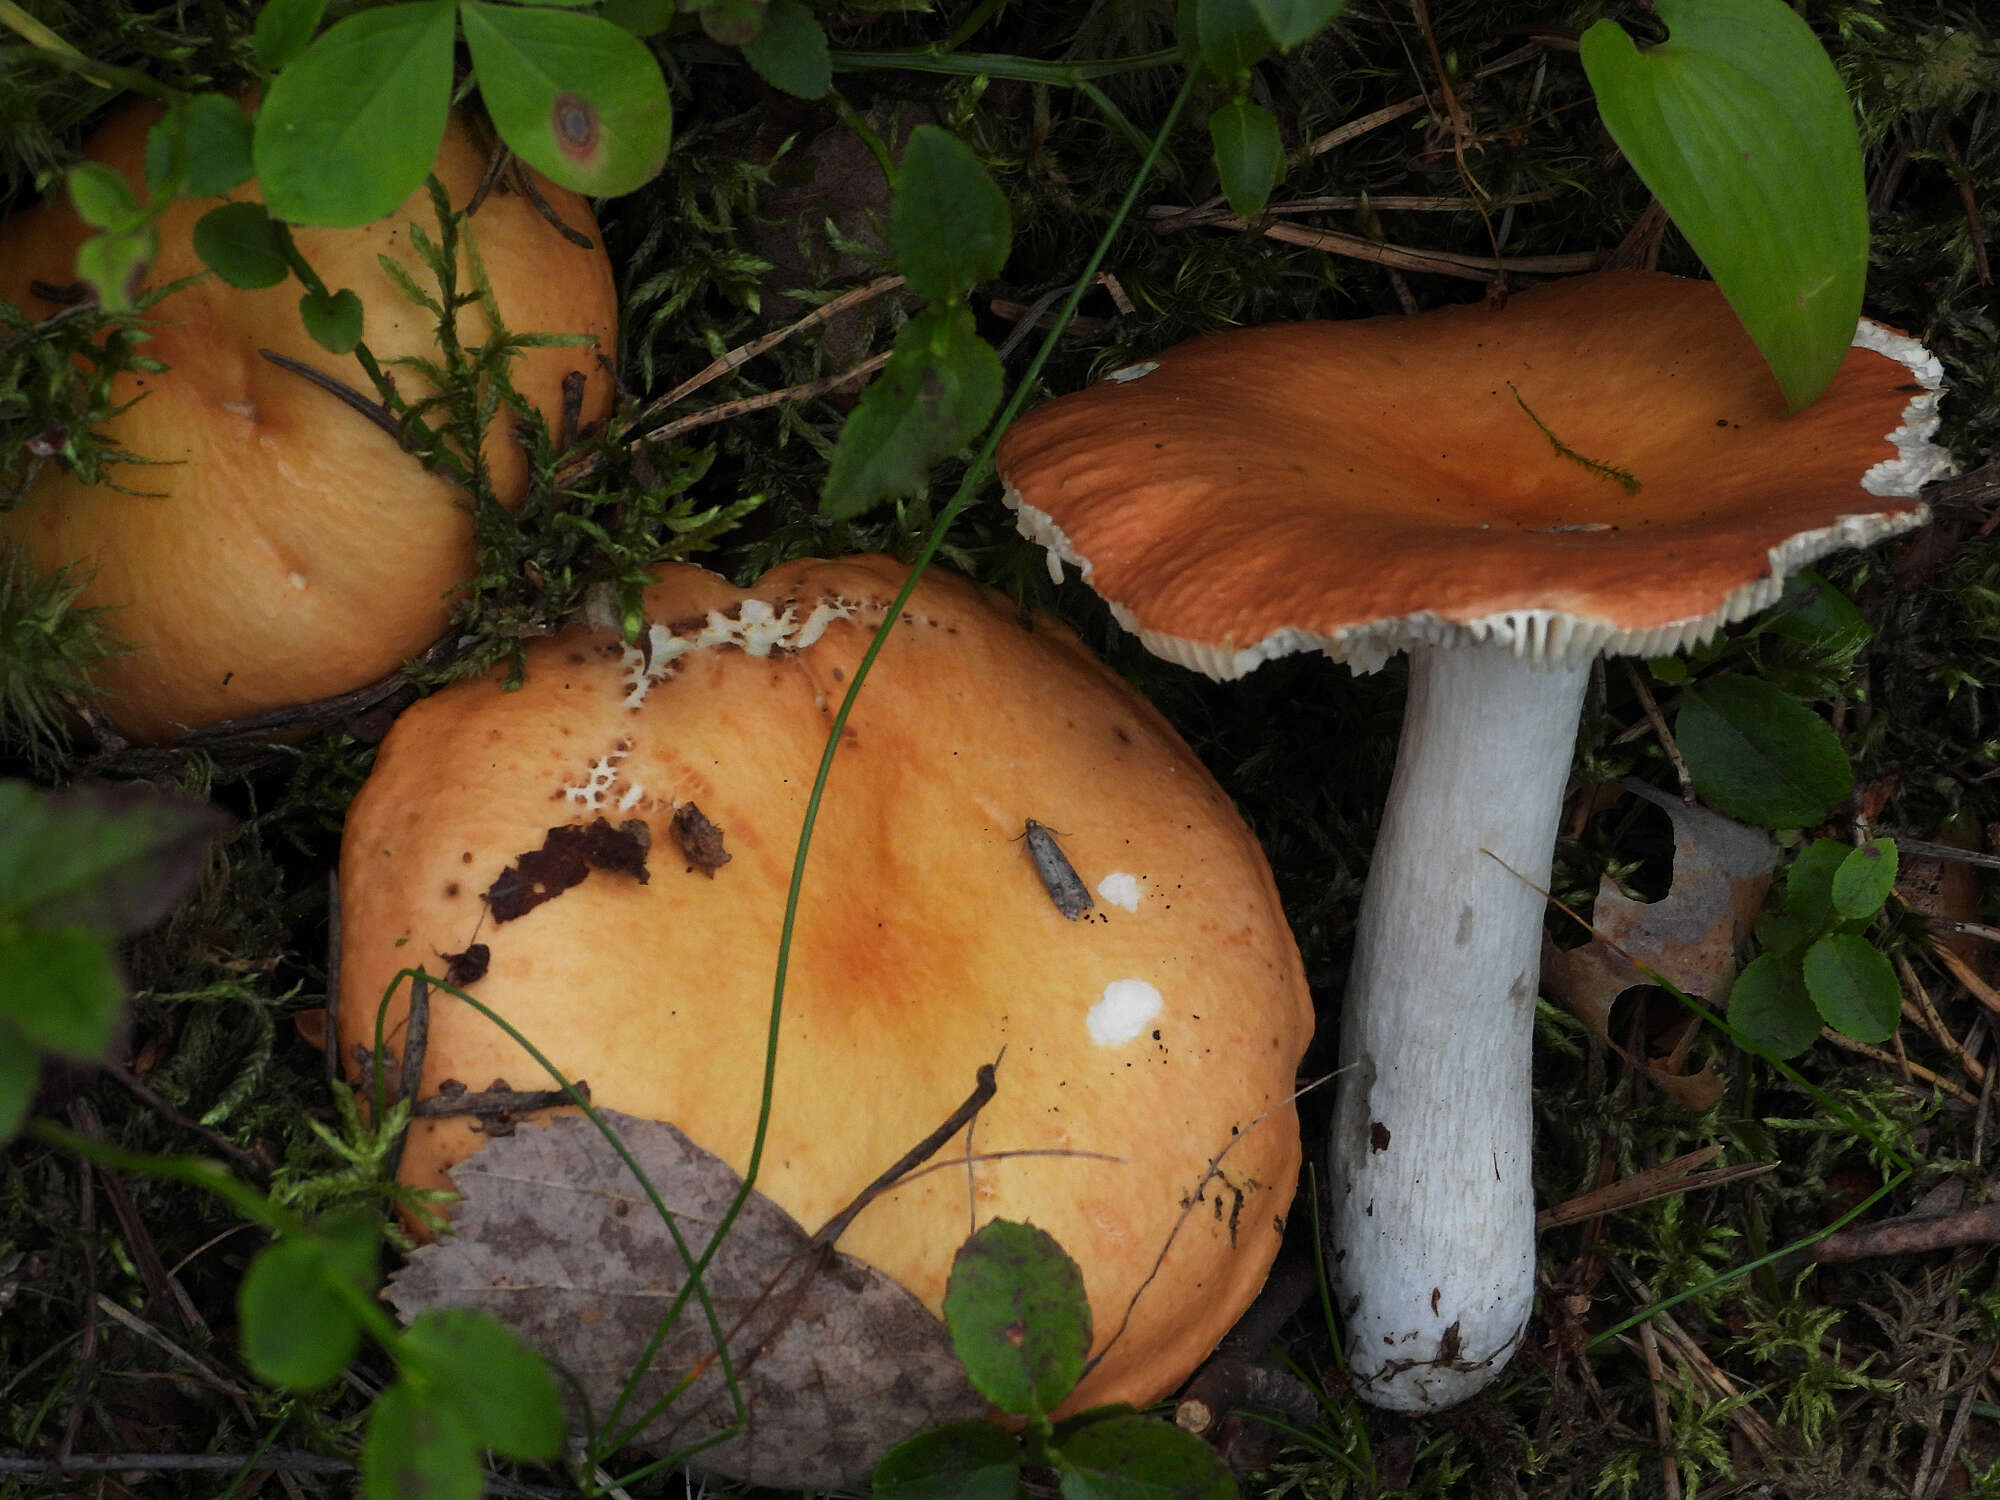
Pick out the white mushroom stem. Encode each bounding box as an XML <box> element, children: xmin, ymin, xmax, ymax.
<box><xmin>1330</xmin><ymin>641</ymin><xmax>1590</xmax><ymax>1412</ymax></box>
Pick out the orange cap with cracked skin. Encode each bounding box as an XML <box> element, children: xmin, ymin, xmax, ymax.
<box><xmin>1</xmin><ymin>100</ymin><xmax>618</xmax><ymax>742</ymax></box>
<box><xmin>997</xmin><ymin>270</ymin><xmax>1948</xmax><ymax>680</ymax></box>
<box><xmin>337</xmin><ymin>553</ymin><xmax>1314</xmax><ymax>1416</ymax></box>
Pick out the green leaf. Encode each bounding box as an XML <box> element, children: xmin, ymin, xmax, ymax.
<box><xmin>459</xmin><ymin>1</ymin><xmax>673</xmax><ymax>198</ymax></box>
<box><xmin>253</xmin><ymin>1</ymin><xmax>456</xmax><ymax>227</ymax></box>
<box><xmin>0</xmin><ymin>929</ymin><xmax>122</xmax><ymax>1056</ymax></box>
<box><xmin>942</xmin><ymin>1220</ymin><xmax>1091</xmax><ymax>1419</ymax></box>
<box><xmin>1244</xmin><ymin>0</ymin><xmax>1347</xmax><ymax>48</ymax></box>
<box><xmin>1208</xmin><ymin>98</ymin><xmax>1282</xmax><ymax>218</ymax></box>
<box><xmin>873</xmin><ymin>1421</ymin><xmax>1023</xmax><ymax>1500</ymax></box>
<box><xmin>0</xmin><ymin>781</ymin><xmax>228</xmax><ymax>940</ymax></box>
<box><xmin>1054</xmin><ymin>1414</ymin><xmax>1237</xmax><ymax>1500</ymax></box>
<box><xmin>1675</xmin><ymin>676</ymin><xmax>1851</xmax><ymax>828</ymax></box>
<box><xmin>1579</xmin><ymin>0</ymin><xmax>1867</xmax><ymax>410</ymax></box>
<box><xmin>238</xmin><ymin>1217</ymin><xmax>378</xmax><ymax>1390</ymax></box>
<box><xmin>0</xmin><ymin>1027</ymin><xmax>37</xmax><ymax>1141</ymax></box>
<box><xmin>399</xmin><ymin>1309</ymin><xmax>563</xmax><ymax>1460</ymax></box>
<box><xmin>180</xmin><ymin>93</ymin><xmax>257</xmax><ymax>196</ymax></box>
<box><xmin>75</xmin><ymin>224</ymin><xmax>157</xmax><ymax>309</ymax></box>
<box><xmin>821</xmin><ymin>303</ymin><xmax>1003</xmax><ymax>519</ymax></box>
<box><xmin>891</xmin><ymin>126</ymin><xmax>1012</xmax><ymax>302</ymax></box>
<box><xmin>1762</xmin><ymin>570</ymin><xmax>1871</xmax><ymax>651</ymax></box>
<box><xmin>1801</xmin><ymin>932</ymin><xmax>1900</xmax><ymax>1043</ymax></box>
<box><xmin>1196</xmin><ymin>0</ymin><xmax>1275</xmax><ymax>81</ymax></box>
<box><xmin>362</xmin><ymin>1380</ymin><xmax>483</xmax><ymax>1500</ymax></box>
<box><xmin>1830</xmin><ymin>838</ymin><xmax>1897</xmax><ymax>922</ymax></box>
<box><xmin>742</xmin><ymin>0</ymin><xmax>831</xmax><ymax>100</ymax></box>
<box><xmin>68</xmin><ymin>162</ymin><xmax>137</xmax><ymax>229</ymax></box>
<box><xmin>1784</xmin><ymin>837</ymin><xmax>1851</xmax><ymax>932</ymax></box>
<box><xmin>1728</xmin><ymin>950</ymin><xmax>1820</xmax><ymax>1060</ymax></box>
<box><xmin>299</xmin><ymin>288</ymin><xmax>364</xmax><ymax>354</ymax></box>
<box><xmin>194</xmin><ymin>202</ymin><xmax>290</xmax><ymax>289</ymax></box>
<box><xmin>254</xmin><ymin>0</ymin><xmax>330</xmax><ymax>70</ymax></box>
<box><xmin>598</xmin><ymin>0</ymin><xmax>677</xmax><ymax>34</ymax></box>
<box><xmin>695</xmin><ymin>0</ymin><xmax>766</xmax><ymax>46</ymax></box>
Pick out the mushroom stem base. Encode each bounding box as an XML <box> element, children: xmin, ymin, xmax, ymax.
<box><xmin>1328</xmin><ymin>643</ymin><xmax>1589</xmax><ymax>1412</ymax></box>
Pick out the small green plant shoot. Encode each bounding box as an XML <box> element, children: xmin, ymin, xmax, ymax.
<box><xmin>873</xmin><ymin>1220</ymin><xmax>1237</xmax><ymax>1500</ymax></box>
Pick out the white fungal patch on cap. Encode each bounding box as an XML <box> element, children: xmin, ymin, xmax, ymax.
<box><xmin>1096</xmin><ymin>872</ymin><xmax>1142</xmax><ymax>912</ymax></box>
<box><xmin>619</xmin><ymin>597</ymin><xmax>861</xmax><ymax>709</ymax></box>
<box><xmin>563</xmin><ymin>741</ymin><xmax>632</xmax><ymax>811</ymax></box>
<box><xmin>1087</xmin><ymin>979</ymin><xmax>1163</xmax><ymax>1047</ymax></box>
<box><xmin>286</xmin><ymin>571</ymin><xmax>308</xmax><ymax>591</ymax></box>
<box><xmin>1105</xmin><ymin>361</ymin><xmax>1160</xmax><ymax>383</ymax></box>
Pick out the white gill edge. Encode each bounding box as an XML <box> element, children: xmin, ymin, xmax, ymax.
<box><xmin>1002</xmin><ymin>316</ymin><xmax>1954</xmax><ymax>682</ymax></box>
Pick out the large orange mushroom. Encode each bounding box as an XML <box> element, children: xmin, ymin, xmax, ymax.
<box><xmin>0</xmin><ymin>100</ymin><xmax>618</xmax><ymax>742</ymax></box>
<box><xmin>996</xmin><ymin>270</ymin><xmax>1952</xmax><ymax>1411</ymax></box>
<box><xmin>336</xmin><ymin>553</ymin><xmax>1314</xmax><ymax>1481</ymax></box>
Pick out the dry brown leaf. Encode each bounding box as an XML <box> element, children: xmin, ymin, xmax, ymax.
<box><xmin>386</xmin><ymin>1110</ymin><xmax>984</xmax><ymax>1489</ymax></box>
<box><xmin>1548</xmin><ymin>780</ymin><xmax>1777</xmax><ymax>1109</ymax></box>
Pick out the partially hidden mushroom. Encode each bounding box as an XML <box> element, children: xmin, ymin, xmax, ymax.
<box><xmin>336</xmin><ymin>554</ymin><xmax>1314</xmax><ymax>1482</ymax></box>
<box><xmin>994</xmin><ymin>270</ymin><xmax>1952</xmax><ymax>1412</ymax></box>
<box><xmin>0</xmin><ymin>100</ymin><xmax>618</xmax><ymax>742</ymax></box>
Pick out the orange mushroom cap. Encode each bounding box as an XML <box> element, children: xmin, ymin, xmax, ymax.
<box><xmin>0</xmin><ymin>100</ymin><xmax>618</xmax><ymax>742</ymax></box>
<box><xmin>337</xmin><ymin>554</ymin><xmax>1314</xmax><ymax>1444</ymax></box>
<box><xmin>997</xmin><ymin>271</ymin><xmax>1947</xmax><ymax>679</ymax></box>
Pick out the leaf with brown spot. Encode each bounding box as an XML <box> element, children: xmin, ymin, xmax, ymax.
<box><xmin>485</xmin><ymin>818</ymin><xmax>652</xmax><ymax>923</ymax></box>
<box><xmin>1547</xmin><ymin>780</ymin><xmax>1777</xmax><ymax>1110</ymax></box>
<box><xmin>669</xmin><ymin>804</ymin><xmax>732</xmax><ymax>877</ymax></box>
<box><xmin>384</xmin><ymin>1111</ymin><xmax>983</xmax><ymax>1489</ymax></box>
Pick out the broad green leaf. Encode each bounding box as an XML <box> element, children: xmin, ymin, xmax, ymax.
<box><xmin>1830</xmin><ymin>838</ymin><xmax>1897</xmax><ymax>921</ymax></box>
<box><xmin>67</xmin><ymin>162</ymin><xmax>136</xmax><ymax>229</ymax></box>
<box><xmin>254</xmin><ymin>0</ymin><xmax>329</xmax><ymax>70</ymax></box>
<box><xmin>742</xmin><ymin>0</ymin><xmax>831</xmax><ymax>100</ymax></box>
<box><xmin>459</xmin><ymin>2</ymin><xmax>673</xmax><ymax>198</ymax></box>
<box><xmin>180</xmin><ymin>93</ymin><xmax>257</xmax><ymax>196</ymax></box>
<box><xmin>254</xmin><ymin>1</ymin><xmax>456</xmax><ymax>227</ymax></box>
<box><xmin>821</xmin><ymin>303</ymin><xmax>1003</xmax><ymax>518</ymax></box>
<box><xmin>399</xmin><ymin>1309</ymin><xmax>563</xmax><ymax>1460</ymax></box>
<box><xmin>194</xmin><ymin>202</ymin><xmax>290</xmax><ymax>289</ymax></box>
<box><xmin>0</xmin><ymin>781</ymin><xmax>228</xmax><ymax>939</ymax></box>
<box><xmin>1801</xmin><ymin>932</ymin><xmax>1900</xmax><ymax>1043</ymax></box>
<box><xmin>1784</xmin><ymin>837</ymin><xmax>1851</xmax><ymax>931</ymax></box>
<box><xmin>1245</xmin><ymin>0</ymin><xmax>1347</xmax><ymax>48</ymax></box>
<box><xmin>599</xmin><ymin>0</ymin><xmax>677</xmax><ymax>34</ymax></box>
<box><xmin>238</xmin><ymin>1223</ymin><xmax>374</xmax><ymax>1390</ymax></box>
<box><xmin>941</xmin><ymin>1219</ymin><xmax>1091</xmax><ymax>1419</ymax></box>
<box><xmin>873</xmin><ymin>1421</ymin><xmax>1022</xmax><ymax>1500</ymax></box>
<box><xmin>696</xmin><ymin>0</ymin><xmax>766</xmax><ymax>46</ymax></box>
<box><xmin>1675</xmin><ymin>676</ymin><xmax>1851</xmax><ymax>828</ymax></box>
<box><xmin>1752</xmin><ymin>907</ymin><xmax>1812</xmax><ymax>961</ymax></box>
<box><xmin>1196</xmin><ymin>0</ymin><xmax>1275</xmax><ymax>80</ymax></box>
<box><xmin>299</xmin><ymin>288</ymin><xmax>364</xmax><ymax>354</ymax></box>
<box><xmin>0</xmin><ymin>929</ymin><xmax>121</xmax><ymax>1055</ymax></box>
<box><xmin>1762</xmin><ymin>570</ymin><xmax>1871</xmax><ymax>651</ymax></box>
<box><xmin>0</xmin><ymin>1027</ymin><xmax>36</xmax><ymax>1141</ymax></box>
<box><xmin>1055</xmin><ymin>1414</ymin><xmax>1237</xmax><ymax>1500</ymax></box>
<box><xmin>1727</xmin><ymin>951</ymin><xmax>1820</xmax><ymax>1060</ymax></box>
<box><xmin>890</xmin><ymin>126</ymin><xmax>1012</xmax><ymax>302</ymax></box>
<box><xmin>72</xmin><ymin>238</ymin><xmax>137</xmax><ymax>311</ymax></box>
<box><xmin>1580</xmin><ymin>0</ymin><xmax>1866</xmax><ymax>410</ymax></box>
<box><xmin>362</xmin><ymin>1380</ymin><xmax>482</xmax><ymax>1500</ymax></box>
<box><xmin>1208</xmin><ymin>98</ymin><xmax>1282</xmax><ymax>218</ymax></box>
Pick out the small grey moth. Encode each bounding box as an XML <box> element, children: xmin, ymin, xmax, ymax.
<box><xmin>1021</xmin><ymin>819</ymin><xmax>1093</xmax><ymax>920</ymax></box>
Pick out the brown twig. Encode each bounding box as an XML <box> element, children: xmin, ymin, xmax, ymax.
<box><xmin>1810</xmin><ymin>1200</ymin><xmax>2000</xmax><ymax>1265</ymax></box>
<box><xmin>1621</xmin><ymin>660</ymin><xmax>1693</xmax><ymax>802</ymax></box>
<box><xmin>620</xmin><ymin>350</ymin><xmax>896</xmax><ymax>450</ymax></box>
<box><xmin>1636</xmin><ymin>1317</ymin><xmax>1681</xmax><ymax>1500</ymax></box>
<box><xmin>103</xmin><ymin>1062</ymin><xmax>275</xmax><ymax>1174</ymax></box>
<box><xmin>1819</xmin><ymin>1028</ymin><xmax>1982</xmax><ymax>1108</ymax></box>
<box><xmin>1895</xmin><ymin>953</ymin><xmax>1986</xmax><ymax>1087</ymax></box>
<box><xmin>1148</xmin><ymin>213</ymin><xmax>1597</xmax><ymax>282</ymax></box>
<box><xmin>1941</xmin><ymin>134</ymin><xmax>1993</xmax><ymax>286</ymax></box>
<box><xmin>1538</xmin><ymin>1147</ymin><xmax>1776</xmax><ymax>1231</ymax></box>
<box><xmin>410</xmin><ymin>1078</ymin><xmax>591</xmax><ymax>1120</ymax></box>
<box><xmin>256</xmin><ymin>349</ymin><xmax>407</xmax><ymax>447</ymax></box>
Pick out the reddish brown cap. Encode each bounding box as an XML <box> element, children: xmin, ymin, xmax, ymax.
<box><xmin>997</xmin><ymin>271</ymin><xmax>1948</xmax><ymax>678</ymax></box>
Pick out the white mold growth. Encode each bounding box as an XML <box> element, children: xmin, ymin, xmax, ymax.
<box><xmin>562</xmin><ymin>741</ymin><xmax>633</xmax><ymax>812</ymax></box>
<box><xmin>1096</xmin><ymin>872</ymin><xmax>1142</xmax><ymax>912</ymax></box>
<box><xmin>1087</xmin><ymin>979</ymin><xmax>1163</xmax><ymax>1047</ymax></box>
<box><xmin>1105</xmin><ymin>361</ymin><xmax>1160</xmax><ymax>383</ymax></box>
<box><xmin>620</xmin><ymin>597</ymin><xmax>861</xmax><ymax>709</ymax></box>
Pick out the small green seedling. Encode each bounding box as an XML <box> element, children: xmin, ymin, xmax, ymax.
<box><xmin>873</xmin><ymin>1219</ymin><xmax>1237</xmax><ymax>1500</ymax></box>
<box><xmin>1730</xmin><ymin>836</ymin><xmax>1902</xmax><ymax>1059</ymax></box>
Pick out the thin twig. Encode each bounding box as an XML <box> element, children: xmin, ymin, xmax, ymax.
<box><xmin>1538</xmin><ymin>1148</ymin><xmax>1775</xmax><ymax>1231</ymax></box>
<box><xmin>1817</xmin><ymin>1028</ymin><xmax>1981</xmax><ymax>1108</ymax></box>
<box><xmin>623</xmin><ymin>350</ymin><xmax>895</xmax><ymax>450</ymax></box>
<box><xmin>1895</xmin><ymin>952</ymin><xmax>1986</xmax><ymax>1086</ymax></box>
<box><xmin>1622</xmin><ymin>661</ymin><xmax>1693</xmax><ymax>802</ymax></box>
<box><xmin>1637</xmin><ymin>1318</ymin><xmax>1681</xmax><ymax>1500</ymax></box>
<box><xmin>256</xmin><ymin>350</ymin><xmax>407</xmax><ymax>447</ymax></box>
<box><xmin>104</xmin><ymin>1062</ymin><xmax>275</xmax><ymax>1174</ymax></box>
<box><xmin>653</xmin><ymin>274</ymin><xmax>906</xmax><ymax>419</ymax></box>
<box><xmin>1896</xmin><ymin>837</ymin><xmax>2000</xmax><ymax>872</ymax></box>
<box><xmin>1811</xmin><ymin>1201</ymin><xmax>2000</xmax><ymax>1265</ymax></box>
<box><xmin>1151</xmin><ymin>213</ymin><xmax>1597</xmax><ymax>282</ymax></box>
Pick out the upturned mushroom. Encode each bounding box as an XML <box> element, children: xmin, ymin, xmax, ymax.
<box><xmin>336</xmin><ymin>554</ymin><xmax>1314</xmax><ymax>1479</ymax></box>
<box><xmin>994</xmin><ymin>270</ymin><xmax>1951</xmax><ymax>1411</ymax></box>
<box><xmin>0</xmin><ymin>100</ymin><xmax>617</xmax><ymax>742</ymax></box>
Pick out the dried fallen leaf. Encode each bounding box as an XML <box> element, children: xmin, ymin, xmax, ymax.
<box><xmin>385</xmin><ymin>1110</ymin><xmax>984</xmax><ymax>1489</ymax></box>
<box><xmin>484</xmin><ymin>817</ymin><xmax>652</xmax><ymax>923</ymax></box>
<box><xmin>1548</xmin><ymin>780</ymin><xmax>1777</xmax><ymax>1110</ymax></box>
